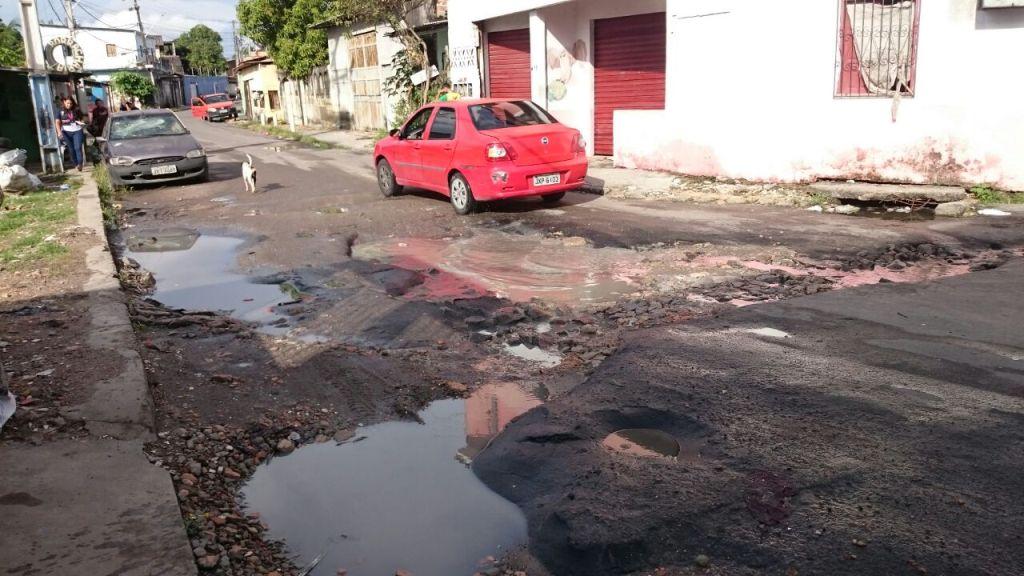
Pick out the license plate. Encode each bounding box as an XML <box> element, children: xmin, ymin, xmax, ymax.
<box><xmin>151</xmin><ymin>165</ymin><xmax>178</xmax><ymax>176</ymax></box>
<box><xmin>533</xmin><ymin>174</ymin><xmax>561</xmax><ymax>187</ymax></box>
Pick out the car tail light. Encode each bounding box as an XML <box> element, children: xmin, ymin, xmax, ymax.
<box><xmin>486</xmin><ymin>142</ymin><xmax>517</xmax><ymax>162</ymax></box>
<box><xmin>572</xmin><ymin>133</ymin><xmax>587</xmax><ymax>153</ymax></box>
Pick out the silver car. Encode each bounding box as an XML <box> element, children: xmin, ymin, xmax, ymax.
<box><xmin>100</xmin><ymin>109</ymin><xmax>208</xmax><ymax>186</ymax></box>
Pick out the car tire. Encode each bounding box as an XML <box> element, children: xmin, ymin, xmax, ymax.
<box><xmin>195</xmin><ymin>165</ymin><xmax>210</xmax><ymax>183</ymax></box>
<box><xmin>542</xmin><ymin>191</ymin><xmax>566</xmax><ymax>204</ymax></box>
<box><xmin>376</xmin><ymin>158</ymin><xmax>402</xmax><ymax>197</ymax></box>
<box><xmin>449</xmin><ymin>173</ymin><xmax>478</xmax><ymax>215</ymax></box>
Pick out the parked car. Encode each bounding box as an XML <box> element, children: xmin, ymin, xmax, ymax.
<box><xmin>99</xmin><ymin>109</ymin><xmax>208</xmax><ymax>186</ymax></box>
<box><xmin>190</xmin><ymin>93</ymin><xmax>238</xmax><ymax>122</ymax></box>
<box><xmin>373</xmin><ymin>99</ymin><xmax>588</xmax><ymax>214</ymax></box>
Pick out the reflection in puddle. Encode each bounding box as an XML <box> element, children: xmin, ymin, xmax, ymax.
<box><xmin>502</xmin><ymin>343</ymin><xmax>562</xmax><ymax>368</ymax></box>
<box><xmin>603</xmin><ymin>429</ymin><xmax>681</xmax><ymax>459</ymax></box>
<box><xmin>242</xmin><ymin>383</ymin><xmax>543</xmax><ymax>576</ymax></box>
<box><xmin>354</xmin><ymin>233</ymin><xmax>639</xmax><ymax>304</ymax></box>
<box><xmin>127</xmin><ymin>234</ymin><xmax>290</xmax><ymax>328</ymax></box>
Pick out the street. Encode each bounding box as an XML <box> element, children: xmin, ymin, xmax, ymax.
<box><xmin>100</xmin><ymin>114</ymin><xmax>1024</xmax><ymax>576</ymax></box>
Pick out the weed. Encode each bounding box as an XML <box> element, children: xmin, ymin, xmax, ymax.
<box><xmin>970</xmin><ymin>185</ymin><xmax>1024</xmax><ymax>205</ymax></box>
<box><xmin>92</xmin><ymin>164</ymin><xmax>127</xmax><ymax>229</ymax></box>
<box><xmin>804</xmin><ymin>190</ymin><xmax>834</xmax><ymax>208</ymax></box>
<box><xmin>0</xmin><ymin>188</ymin><xmax>76</xmax><ymax>267</ymax></box>
<box><xmin>236</xmin><ymin>121</ymin><xmax>337</xmax><ymax>150</ymax></box>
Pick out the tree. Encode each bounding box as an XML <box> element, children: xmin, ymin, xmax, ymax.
<box><xmin>111</xmin><ymin>71</ymin><xmax>155</xmax><ymax>100</ymax></box>
<box><xmin>0</xmin><ymin>19</ymin><xmax>25</xmax><ymax>68</ymax></box>
<box><xmin>237</xmin><ymin>0</ymin><xmax>330</xmax><ymax>79</ymax></box>
<box><xmin>175</xmin><ymin>25</ymin><xmax>227</xmax><ymax>75</ymax></box>
<box><xmin>327</xmin><ymin>0</ymin><xmax>433</xmax><ymax>105</ymax></box>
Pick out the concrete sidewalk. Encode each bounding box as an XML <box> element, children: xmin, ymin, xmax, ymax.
<box><xmin>0</xmin><ymin>177</ymin><xmax>195</xmax><ymax>576</ymax></box>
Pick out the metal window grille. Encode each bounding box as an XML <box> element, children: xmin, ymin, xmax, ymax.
<box><xmin>834</xmin><ymin>0</ymin><xmax>921</xmax><ymax>97</ymax></box>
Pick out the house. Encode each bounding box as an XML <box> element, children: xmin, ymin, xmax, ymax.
<box><xmin>318</xmin><ymin>0</ymin><xmax>449</xmax><ymax>130</ymax></box>
<box><xmin>447</xmin><ymin>0</ymin><xmax>1024</xmax><ymax>191</ymax></box>
<box><xmin>279</xmin><ymin>65</ymin><xmax>336</xmax><ymax>129</ymax></box>
<box><xmin>235</xmin><ymin>52</ymin><xmax>284</xmax><ymax>125</ymax></box>
<box><xmin>39</xmin><ymin>24</ymin><xmax>158</xmax><ymax>83</ymax></box>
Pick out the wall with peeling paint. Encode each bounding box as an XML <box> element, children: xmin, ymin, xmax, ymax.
<box><xmin>449</xmin><ymin>0</ymin><xmax>1024</xmax><ymax>189</ymax></box>
<box><xmin>616</xmin><ymin>0</ymin><xmax>1024</xmax><ymax>190</ymax></box>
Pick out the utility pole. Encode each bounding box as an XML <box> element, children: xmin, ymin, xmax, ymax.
<box><xmin>232</xmin><ymin>20</ymin><xmax>241</xmax><ymax>64</ymax></box>
<box><xmin>62</xmin><ymin>0</ymin><xmax>76</xmax><ymax>35</ymax></box>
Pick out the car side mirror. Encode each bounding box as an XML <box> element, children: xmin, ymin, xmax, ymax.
<box><xmin>389</xmin><ymin>128</ymin><xmax>401</xmax><ymax>138</ymax></box>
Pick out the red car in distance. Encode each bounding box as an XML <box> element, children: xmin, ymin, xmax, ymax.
<box><xmin>190</xmin><ymin>93</ymin><xmax>238</xmax><ymax>122</ymax></box>
<box><xmin>374</xmin><ymin>99</ymin><xmax>588</xmax><ymax>214</ymax></box>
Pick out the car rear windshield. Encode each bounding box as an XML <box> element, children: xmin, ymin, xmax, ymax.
<box><xmin>109</xmin><ymin>114</ymin><xmax>188</xmax><ymax>140</ymax></box>
<box><xmin>468</xmin><ymin>101</ymin><xmax>556</xmax><ymax>131</ymax></box>
<box><xmin>204</xmin><ymin>94</ymin><xmax>230</xmax><ymax>104</ymax></box>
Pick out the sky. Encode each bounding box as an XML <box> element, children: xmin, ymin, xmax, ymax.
<box><xmin>2</xmin><ymin>0</ymin><xmax>239</xmax><ymax>58</ymax></box>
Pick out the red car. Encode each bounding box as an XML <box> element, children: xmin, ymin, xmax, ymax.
<box><xmin>190</xmin><ymin>93</ymin><xmax>238</xmax><ymax>122</ymax></box>
<box><xmin>374</xmin><ymin>99</ymin><xmax>588</xmax><ymax>214</ymax></box>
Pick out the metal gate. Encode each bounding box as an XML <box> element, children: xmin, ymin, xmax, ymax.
<box><xmin>593</xmin><ymin>13</ymin><xmax>667</xmax><ymax>156</ymax></box>
<box><xmin>486</xmin><ymin>29</ymin><xmax>531</xmax><ymax>99</ymax></box>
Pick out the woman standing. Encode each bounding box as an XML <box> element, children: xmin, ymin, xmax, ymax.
<box><xmin>56</xmin><ymin>96</ymin><xmax>86</xmax><ymax>171</ymax></box>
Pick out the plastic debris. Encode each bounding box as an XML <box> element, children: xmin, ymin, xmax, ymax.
<box><xmin>806</xmin><ymin>205</ymin><xmax>823</xmax><ymax>212</ymax></box>
<box><xmin>978</xmin><ymin>208</ymin><xmax>1011</xmax><ymax>217</ymax></box>
<box><xmin>0</xmin><ymin>148</ymin><xmax>28</xmax><ymax>167</ymax></box>
<box><xmin>0</xmin><ymin>392</ymin><xmax>15</xmax><ymax>432</ymax></box>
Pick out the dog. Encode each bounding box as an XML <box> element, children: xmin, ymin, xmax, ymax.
<box><xmin>241</xmin><ymin>154</ymin><xmax>257</xmax><ymax>193</ymax></box>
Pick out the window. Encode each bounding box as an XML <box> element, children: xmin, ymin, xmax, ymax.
<box><xmin>350</xmin><ymin>32</ymin><xmax>379</xmax><ymax>69</ymax></box>
<box><xmin>203</xmin><ymin>94</ymin><xmax>230</xmax><ymax>104</ymax></box>
<box><xmin>109</xmin><ymin>114</ymin><xmax>187</xmax><ymax>140</ymax></box>
<box><xmin>428</xmin><ymin>107</ymin><xmax>456</xmax><ymax>140</ymax></box>
<box><xmin>268</xmin><ymin>90</ymin><xmax>280</xmax><ymax>110</ymax></box>
<box><xmin>191</xmin><ymin>98</ymin><xmax>203</xmax><ymax>107</ymax></box>
<box><xmin>835</xmin><ymin>0</ymin><xmax>920</xmax><ymax>97</ymax></box>
<box><xmin>468</xmin><ymin>101</ymin><xmax>555</xmax><ymax>131</ymax></box>
<box><xmin>106</xmin><ymin>44</ymin><xmax>118</xmax><ymax>57</ymax></box>
<box><xmin>402</xmin><ymin>107</ymin><xmax>434</xmax><ymax>140</ymax></box>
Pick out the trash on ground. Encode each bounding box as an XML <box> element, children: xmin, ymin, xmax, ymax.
<box><xmin>978</xmin><ymin>208</ymin><xmax>1012</xmax><ymax>217</ymax></box>
<box><xmin>0</xmin><ymin>392</ymin><xmax>16</xmax><ymax>432</ymax></box>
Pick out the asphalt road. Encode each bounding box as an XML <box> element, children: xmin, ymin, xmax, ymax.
<box><xmin>127</xmin><ymin>114</ymin><xmax>1024</xmax><ymax>576</ymax></box>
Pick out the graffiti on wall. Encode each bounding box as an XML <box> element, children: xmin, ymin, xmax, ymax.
<box><xmin>547</xmin><ymin>39</ymin><xmax>587</xmax><ymax>102</ymax></box>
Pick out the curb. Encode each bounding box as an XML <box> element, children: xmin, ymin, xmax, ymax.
<box><xmin>68</xmin><ymin>174</ymin><xmax>155</xmax><ymax>438</ymax></box>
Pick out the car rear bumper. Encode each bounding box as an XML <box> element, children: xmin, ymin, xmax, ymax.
<box><xmin>108</xmin><ymin>157</ymin><xmax>208</xmax><ymax>185</ymax></box>
<box><xmin>462</xmin><ymin>157</ymin><xmax>588</xmax><ymax>201</ymax></box>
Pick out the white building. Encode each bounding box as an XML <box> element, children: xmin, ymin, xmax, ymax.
<box><xmin>319</xmin><ymin>0</ymin><xmax>449</xmax><ymax>130</ymax></box>
<box><xmin>448</xmin><ymin>0</ymin><xmax>1024</xmax><ymax>190</ymax></box>
<box><xmin>39</xmin><ymin>24</ymin><xmax>157</xmax><ymax>83</ymax></box>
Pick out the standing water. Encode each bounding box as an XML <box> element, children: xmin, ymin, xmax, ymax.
<box><xmin>241</xmin><ymin>383</ymin><xmax>543</xmax><ymax>576</ymax></box>
<box><xmin>127</xmin><ymin>233</ymin><xmax>290</xmax><ymax>327</ymax></box>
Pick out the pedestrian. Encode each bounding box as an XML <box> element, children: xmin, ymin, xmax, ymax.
<box><xmin>438</xmin><ymin>84</ymin><xmax>461</xmax><ymax>102</ymax></box>
<box><xmin>119</xmin><ymin>98</ymin><xmax>137</xmax><ymax>112</ymax></box>
<box><xmin>89</xmin><ymin>98</ymin><xmax>109</xmax><ymax>136</ymax></box>
<box><xmin>56</xmin><ymin>96</ymin><xmax>86</xmax><ymax>172</ymax></box>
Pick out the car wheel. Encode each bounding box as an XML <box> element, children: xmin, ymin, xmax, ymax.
<box><xmin>449</xmin><ymin>173</ymin><xmax>477</xmax><ymax>215</ymax></box>
<box><xmin>376</xmin><ymin>158</ymin><xmax>402</xmax><ymax>197</ymax></box>
<box><xmin>542</xmin><ymin>191</ymin><xmax>566</xmax><ymax>204</ymax></box>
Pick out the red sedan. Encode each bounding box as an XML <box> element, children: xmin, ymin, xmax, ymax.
<box><xmin>373</xmin><ymin>99</ymin><xmax>588</xmax><ymax>214</ymax></box>
<box><xmin>190</xmin><ymin>93</ymin><xmax>238</xmax><ymax>122</ymax></box>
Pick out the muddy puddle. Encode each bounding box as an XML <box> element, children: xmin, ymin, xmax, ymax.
<box><xmin>242</xmin><ymin>383</ymin><xmax>543</xmax><ymax>576</ymax></box>
<box><xmin>126</xmin><ymin>232</ymin><xmax>294</xmax><ymax>331</ymax></box>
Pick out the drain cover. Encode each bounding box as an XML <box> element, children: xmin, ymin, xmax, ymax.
<box><xmin>602</xmin><ymin>429</ymin><xmax>680</xmax><ymax>458</ymax></box>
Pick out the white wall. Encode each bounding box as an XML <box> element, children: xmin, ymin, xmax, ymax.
<box><xmin>450</xmin><ymin>0</ymin><xmax>1024</xmax><ymax>190</ymax></box>
<box><xmin>39</xmin><ymin>25</ymin><xmax>143</xmax><ymax>79</ymax></box>
<box><xmin>615</xmin><ymin>0</ymin><xmax>1024</xmax><ymax>190</ymax></box>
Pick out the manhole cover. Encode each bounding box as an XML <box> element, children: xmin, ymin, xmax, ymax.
<box><xmin>602</xmin><ymin>429</ymin><xmax>680</xmax><ymax>458</ymax></box>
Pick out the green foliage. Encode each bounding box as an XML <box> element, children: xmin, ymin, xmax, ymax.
<box><xmin>382</xmin><ymin>40</ymin><xmax>448</xmax><ymax>127</ymax></box>
<box><xmin>93</xmin><ymin>164</ymin><xmax>126</xmax><ymax>229</ymax></box>
<box><xmin>238</xmin><ymin>0</ymin><xmax>330</xmax><ymax>79</ymax></box>
<box><xmin>970</xmin><ymin>185</ymin><xmax>1024</xmax><ymax>205</ymax></box>
<box><xmin>175</xmin><ymin>25</ymin><xmax>227</xmax><ymax>74</ymax></box>
<box><xmin>0</xmin><ymin>19</ymin><xmax>25</xmax><ymax>67</ymax></box>
<box><xmin>0</xmin><ymin>187</ymin><xmax>76</xmax><ymax>267</ymax></box>
<box><xmin>110</xmin><ymin>71</ymin><xmax>155</xmax><ymax>100</ymax></box>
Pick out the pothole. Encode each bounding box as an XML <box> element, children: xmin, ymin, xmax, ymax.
<box><xmin>502</xmin><ymin>343</ymin><xmax>562</xmax><ymax>368</ymax></box>
<box><xmin>125</xmin><ymin>232</ymin><xmax>296</xmax><ymax>334</ymax></box>
<box><xmin>241</xmin><ymin>382</ymin><xmax>543</xmax><ymax>576</ymax></box>
<box><xmin>602</xmin><ymin>428</ymin><xmax>681</xmax><ymax>459</ymax></box>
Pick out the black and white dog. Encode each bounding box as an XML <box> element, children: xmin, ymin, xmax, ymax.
<box><xmin>241</xmin><ymin>154</ymin><xmax>257</xmax><ymax>193</ymax></box>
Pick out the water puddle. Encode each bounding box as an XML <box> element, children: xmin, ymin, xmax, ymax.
<box><xmin>502</xmin><ymin>343</ymin><xmax>562</xmax><ymax>368</ymax></box>
<box><xmin>126</xmin><ymin>233</ymin><xmax>292</xmax><ymax>329</ymax></box>
<box><xmin>242</xmin><ymin>383</ymin><xmax>543</xmax><ymax>576</ymax></box>
<box><xmin>353</xmin><ymin>233</ymin><xmax>639</xmax><ymax>304</ymax></box>
<box><xmin>603</xmin><ymin>429</ymin><xmax>680</xmax><ymax>459</ymax></box>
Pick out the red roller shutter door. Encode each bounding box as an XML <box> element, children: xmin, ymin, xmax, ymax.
<box><xmin>593</xmin><ymin>13</ymin><xmax>667</xmax><ymax>156</ymax></box>
<box><xmin>487</xmin><ymin>29</ymin><xmax>531</xmax><ymax>99</ymax></box>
